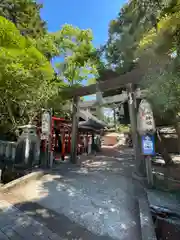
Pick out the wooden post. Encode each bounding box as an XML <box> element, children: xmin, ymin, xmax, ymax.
<box><xmin>68</xmin><ymin>131</ymin><xmax>71</xmax><ymax>153</ymax></box>
<box><xmin>145</xmin><ymin>155</ymin><xmax>154</xmax><ymax>186</ymax></box>
<box><xmin>113</xmin><ymin>107</ymin><xmax>117</xmax><ymax>130</ymax></box>
<box><xmin>127</xmin><ymin>83</ymin><xmax>145</xmax><ymax>177</ymax></box>
<box><xmin>48</xmin><ymin>108</ymin><xmax>53</xmax><ymax>168</ymax></box>
<box><xmin>61</xmin><ymin>130</ymin><xmax>65</xmax><ymax>161</ymax></box>
<box><xmin>70</xmin><ymin>96</ymin><xmax>80</xmax><ymax>164</ymax></box>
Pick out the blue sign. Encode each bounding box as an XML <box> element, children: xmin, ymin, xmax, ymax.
<box><xmin>141</xmin><ymin>134</ymin><xmax>155</xmax><ymax>155</ymax></box>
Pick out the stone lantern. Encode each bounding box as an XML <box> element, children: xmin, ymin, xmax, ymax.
<box><xmin>14</xmin><ymin>125</ymin><xmax>40</xmax><ymax>170</ymax></box>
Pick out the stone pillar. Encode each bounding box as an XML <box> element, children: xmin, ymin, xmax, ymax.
<box><xmin>127</xmin><ymin>84</ymin><xmax>146</xmax><ymax>178</ymax></box>
<box><xmin>96</xmin><ymin>86</ymin><xmax>104</xmax><ymax>121</ymax></box>
<box><xmin>70</xmin><ymin>96</ymin><xmax>80</xmax><ymax>164</ymax></box>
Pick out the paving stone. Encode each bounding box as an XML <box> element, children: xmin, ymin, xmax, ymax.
<box><xmin>0</xmin><ymin>230</ymin><xmax>10</xmax><ymax>240</ymax></box>
<box><xmin>27</xmin><ymin>222</ymin><xmax>58</xmax><ymax>240</ymax></box>
<box><xmin>1</xmin><ymin>226</ymin><xmax>23</xmax><ymax>240</ymax></box>
<box><xmin>0</xmin><ymin>199</ymin><xmax>63</xmax><ymax>239</ymax></box>
<box><xmin>0</xmin><ymin>213</ymin><xmax>21</xmax><ymax>228</ymax></box>
<box><xmin>12</xmin><ymin>225</ymin><xmax>43</xmax><ymax>240</ymax></box>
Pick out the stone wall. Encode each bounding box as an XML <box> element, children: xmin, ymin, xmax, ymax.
<box><xmin>155</xmin><ymin>133</ymin><xmax>179</xmax><ymax>153</ymax></box>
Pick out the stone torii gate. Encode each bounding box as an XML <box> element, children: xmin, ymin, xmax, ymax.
<box><xmin>63</xmin><ymin>62</ymin><xmax>152</xmax><ymax>178</ymax></box>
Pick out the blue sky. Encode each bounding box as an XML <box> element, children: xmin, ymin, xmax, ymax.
<box><xmin>40</xmin><ymin>0</ymin><xmax>126</xmax><ymax>101</ymax></box>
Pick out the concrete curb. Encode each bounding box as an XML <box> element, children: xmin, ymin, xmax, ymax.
<box><xmin>139</xmin><ymin>195</ymin><xmax>157</xmax><ymax>240</ymax></box>
<box><xmin>0</xmin><ymin>170</ymin><xmax>46</xmax><ymax>193</ymax></box>
<box><xmin>136</xmin><ymin>183</ymin><xmax>157</xmax><ymax>240</ymax></box>
<box><xmin>153</xmin><ymin>171</ymin><xmax>180</xmax><ymax>184</ymax></box>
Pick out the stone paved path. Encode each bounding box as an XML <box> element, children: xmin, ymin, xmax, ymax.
<box><xmin>0</xmin><ymin>200</ymin><xmax>61</xmax><ymax>240</ymax></box>
<box><xmin>0</xmin><ymin>148</ymin><xmax>144</xmax><ymax>240</ymax></box>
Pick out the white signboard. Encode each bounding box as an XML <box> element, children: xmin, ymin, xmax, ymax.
<box><xmin>41</xmin><ymin>112</ymin><xmax>50</xmax><ymax>135</ymax></box>
<box><xmin>137</xmin><ymin>99</ymin><xmax>156</xmax><ymax>135</ymax></box>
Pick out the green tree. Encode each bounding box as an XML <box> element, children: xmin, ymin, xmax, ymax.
<box><xmin>105</xmin><ymin>3</ymin><xmax>139</xmax><ymax>73</ymax></box>
<box><xmin>137</xmin><ymin>5</ymin><xmax>180</xmax><ymax>155</ymax></box>
<box><xmin>105</xmin><ymin>0</ymin><xmax>180</xmax><ymax>163</ymax></box>
<box><xmin>54</xmin><ymin>24</ymin><xmax>98</xmax><ymax>87</ymax></box>
<box><xmin>0</xmin><ymin>0</ymin><xmax>46</xmax><ymax>38</ymax></box>
<box><xmin>0</xmin><ymin>16</ymin><xmax>57</xmax><ymax>134</ymax></box>
<box><xmin>105</xmin><ymin>0</ymin><xmax>174</xmax><ymax>72</ymax></box>
<box><xmin>30</xmin><ymin>33</ymin><xmax>60</xmax><ymax>60</ymax></box>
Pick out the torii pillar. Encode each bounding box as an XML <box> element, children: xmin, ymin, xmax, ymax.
<box><xmin>70</xmin><ymin>96</ymin><xmax>80</xmax><ymax>164</ymax></box>
<box><xmin>127</xmin><ymin>83</ymin><xmax>146</xmax><ymax>178</ymax></box>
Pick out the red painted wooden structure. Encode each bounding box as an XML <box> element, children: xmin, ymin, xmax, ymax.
<box><xmin>51</xmin><ymin>117</ymin><xmax>71</xmax><ymax>161</ymax></box>
<box><xmin>38</xmin><ymin>113</ymin><xmax>101</xmax><ymax>163</ymax></box>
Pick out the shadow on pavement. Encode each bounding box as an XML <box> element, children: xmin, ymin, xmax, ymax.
<box><xmin>15</xmin><ymin>200</ymin><xmax>115</xmax><ymax>240</ymax></box>
<box><xmin>0</xmin><ymin>148</ymin><xmax>143</xmax><ymax>240</ymax></box>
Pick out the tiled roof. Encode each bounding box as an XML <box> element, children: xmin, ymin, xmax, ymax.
<box><xmin>79</xmin><ymin>110</ymin><xmax>106</xmax><ymax>129</ymax></box>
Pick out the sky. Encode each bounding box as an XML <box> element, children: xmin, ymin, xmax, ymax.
<box><xmin>40</xmin><ymin>0</ymin><xmax>126</xmax><ymax>106</ymax></box>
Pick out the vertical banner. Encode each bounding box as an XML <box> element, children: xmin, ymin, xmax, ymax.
<box><xmin>137</xmin><ymin>99</ymin><xmax>156</xmax><ymax>135</ymax></box>
<box><xmin>41</xmin><ymin>111</ymin><xmax>51</xmax><ymax>139</ymax></box>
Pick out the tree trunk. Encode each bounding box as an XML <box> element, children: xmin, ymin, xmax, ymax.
<box><xmin>156</xmin><ymin>130</ymin><xmax>173</xmax><ymax>165</ymax></box>
<box><xmin>6</xmin><ymin>100</ymin><xmax>17</xmax><ymax>131</ymax></box>
<box><xmin>174</xmin><ymin>122</ymin><xmax>180</xmax><ymax>154</ymax></box>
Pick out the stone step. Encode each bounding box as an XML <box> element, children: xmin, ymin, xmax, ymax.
<box><xmin>0</xmin><ymin>194</ymin><xmax>62</xmax><ymax>240</ymax></box>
